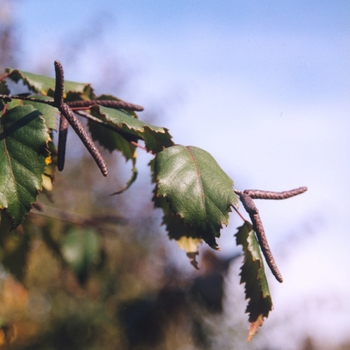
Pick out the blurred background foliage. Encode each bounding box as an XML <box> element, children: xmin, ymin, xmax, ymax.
<box><xmin>1</xmin><ymin>2</ymin><xmax>350</xmax><ymax>350</ymax></box>
<box><xmin>0</xmin><ymin>147</ymin><xmax>241</xmax><ymax>349</ymax></box>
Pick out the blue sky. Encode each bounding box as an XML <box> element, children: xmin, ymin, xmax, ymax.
<box><xmin>11</xmin><ymin>0</ymin><xmax>350</xmax><ymax>348</ymax></box>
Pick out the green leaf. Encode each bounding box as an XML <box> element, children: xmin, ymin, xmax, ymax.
<box><xmin>61</xmin><ymin>227</ymin><xmax>102</xmax><ymax>284</ymax></box>
<box><xmin>87</xmin><ymin>104</ymin><xmax>139</xmax><ymax>193</ymax></box>
<box><xmin>5</xmin><ymin>68</ymin><xmax>94</xmax><ymax>100</ymax></box>
<box><xmin>88</xmin><ymin>111</ymin><xmax>137</xmax><ymax>161</ymax></box>
<box><xmin>23</xmin><ymin>95</ymin><xmax>58</xmax><ymax>130</ymax></box>
<box><xmin>151</xmin><ymin>184</ymin><xmax>203</xmax><ymax>268</ymax></box>
<box><xmin>4</xmin><ymin>98</ymin><xmax>22</xmax><ymax>111</ymax></box>
<box><xmin>90</xmin><ymin>105</ymin><xmax>174</xmax><ymax>154</ymax></box>
<box><xmin>152</xmin><ymin>145</ymin><xmax>238</xmax><ymax>250</ymax></box>
<box><xmin>0</xmin><ymin>105</ymin><xmax>50</xmax><ymax>230</ymax></box>
<box><xmin>235</xmin><ymin>221</ymin><xmax>273</xmax><ymax>327</ymax></box>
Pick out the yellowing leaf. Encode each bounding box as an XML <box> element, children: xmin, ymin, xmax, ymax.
<box><xmin>247</xmin><ymin>314</ymin><xmax>265</xmax><ymax>342</ymax></box>
<box><xmin>176</xmin><ymin>236</ymin><xmax>203</xmax><ymax>269</ymax></box>
<box><xmin>176</xmin><ymin>236</ymin><xmax>202</xmax><ymax>253</ymax></box>
<box><xmin>42</xmin><ymin>174</ymin><xmax>53</xmax><ymax>192</ymax></box>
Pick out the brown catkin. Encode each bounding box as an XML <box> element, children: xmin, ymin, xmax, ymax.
<box><xmin>53</xmin><ymin>60</ymin><xmax>108</xmax><ymax>177</ymax></box>
<box><xmin>250</xmin><ymin>213</ymin><xmax>283</xmax><ymax>283</ymax></box>
<box><xmin>236</xmin><ymin>190</ymin><xmax>283</xmax><ymax>283</ymax></box>
<box><xmin>67</xmin><ymin>99</ymin><xmax>144</xmax><ymax>111</ymax></box>
<box><xmin>243</xmin><ymin>187</ymin><xmax>307</xmax><ymax>200</ymax></box>
<box><xmin>54</xmin><ymin>60</ymin><xmax>64</xmax><ymax>106</ymax></box>
<box><xmin>57</xmin><ymin>114</ymin><xmax>69</xmax><ymax>171</ymax></box>
<box><xmin>59</xmin><ymin>102</ymin><xmax>108</xmax><ymax>176</ymax></box>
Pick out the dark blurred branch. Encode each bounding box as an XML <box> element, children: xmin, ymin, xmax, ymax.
<box><xmin>30</xmin><ymin>203</ymin><xmax>128</xmax><ymax>231</ymax></box>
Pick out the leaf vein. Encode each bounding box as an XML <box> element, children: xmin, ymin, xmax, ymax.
<box><xmin>186</xmin><ymin>146</ymin><xmax>207</xmax><ymax>222</ymax></box>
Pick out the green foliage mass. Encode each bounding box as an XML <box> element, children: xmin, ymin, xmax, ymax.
<box><xmin>0</xmin><ymin>64</ymin><xmax>307</xmax><ymax>345</ymax></box>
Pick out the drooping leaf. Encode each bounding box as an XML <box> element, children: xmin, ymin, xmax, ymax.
<box><xmin>61</xmin><ymin>227</ymin><xmax>102</xmax><ymax>284</ymax></box>
<box><xmin>90</xmin><ymin>105</ymin><xmax>174</xmax><ymax>154</ymax></box>
<box><xmin>5</xmin><ymin>68</ymin><xmax>94</xmax><ymax>100</ymax></box>
<box><xmin>0</xmin><ymin>105</ymin><xmax>50</xmax><ymax>231</ymax></box>
<box><xmin>235</xmin><ymin>221</ymin><xmax>273</xmax><ymax>341</ymax></box>
<box><xmin>152</xmin><ymin>145</ymin><xmax>238</xmax><ymax>251</ymax></box>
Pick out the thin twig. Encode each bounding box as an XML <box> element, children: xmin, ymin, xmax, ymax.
<box><xmin>232</xmin><ymin>205</ymin><xmax>247</xmax><ymax>222</ymax></box>
<box><xmin>0</xmin><ymin>94</ymin><xmax>145</xmax><ymax>113</ymax></box>
<box><xmin>30</xmin><ymin>203</ymin><xmax>128</xmax><ymax>228</ymax></box>
<box><xmin>0</xmin><ymin>72</ymin><xmax>11</xmax><ymax>81</ymax></box>
<box><xmin>130</xmin><ymin>141</ymin><xmax>151</xmax><ymax>152</ymax></box>
<box><xmin>2</xmin><ymin>103</ymin><xmax>8</xmax><ymax>115</ymax></box>
<box><xmin>0</xmin><ymin>94</ymin><xmax>55</xmax><ymax>105</ymax></box>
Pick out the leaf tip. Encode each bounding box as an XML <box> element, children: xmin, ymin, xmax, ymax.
<box><xmin>247</xmin><ymin>314</ymin><xmax>265</xmax><ymax>342</ymax></box>
<box><xmin>176</xmin><ymin>237</ymin><xmax>202</xmax><ymax>269</ymax></box>
<box><xmin>187</xmin><ymin>252</ymin><xmax>200</xmax><ymax>269</ymax></box>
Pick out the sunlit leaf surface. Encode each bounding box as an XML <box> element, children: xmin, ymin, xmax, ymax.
<box><xmin>6</xmin><ymin>68</ymin><xmax>94</xmax><ymax>99</ymax></box>
<box><xmin>152</xmin><ymin>145</ymin><xmax>238</xmax><ymax>250</ymax></box>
